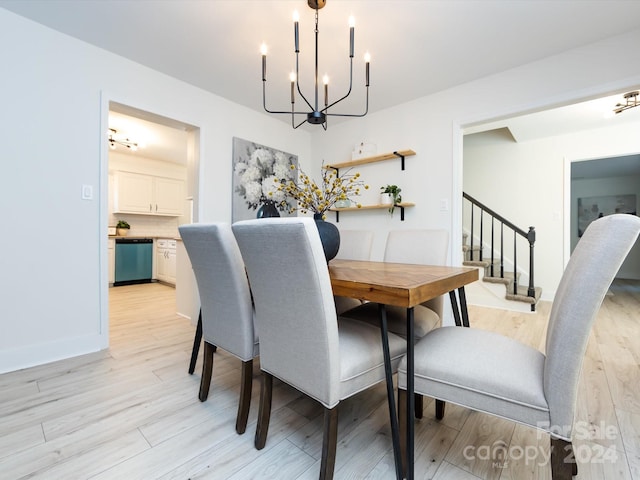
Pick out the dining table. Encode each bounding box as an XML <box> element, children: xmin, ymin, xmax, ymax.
<box><xmin>328</xmin><ymin>259</ymin><xmax>479</xmax><ymax>480</ymax></box>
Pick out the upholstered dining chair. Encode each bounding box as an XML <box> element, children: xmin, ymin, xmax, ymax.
<box><xmin>397</xmin><ymin>214</ymin><xmax>640</xmax><ymax>478</ymax></box>
<box><xmin>232</xmin><ymin>218</ymin><xmax>407</xmax><ymax>480</ymax></box>
<box><xmin>341</xmin><ymin>229</ymin><xmax>449</xmax><ymax>417</ymax></box>
<box><xmin>333</xmin><ymin>229</ymin><xmax>374</xmax><ymax>314</ymax></box>
<box><xmin>179</xmin><ymin>223</ymin><xmax>259</xmax><ymax>435</ymax></box>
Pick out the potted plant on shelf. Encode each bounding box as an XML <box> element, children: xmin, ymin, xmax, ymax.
<box><xmin>380</xmin><ymin>185</ymin><xmax>402</xmax><ymax>215</ymax></box>
<box><xmin>116</xmin><ymin>220</ymin><xmax>130</xmax><ymax>236</ymax></box>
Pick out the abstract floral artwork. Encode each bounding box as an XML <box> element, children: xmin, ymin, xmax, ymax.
<box><xmin>232</xmin><ymin>137</ymin><xmax>298</xmax><ymax>222</ymax></box>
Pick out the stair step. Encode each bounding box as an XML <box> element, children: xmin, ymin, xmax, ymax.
<box><xmin>461</xmin><ymin>233</ymin><xmax>541</xmax><ymax>310</ymax></box>
<box><xmin>462</xmin><ymin>263</ymin><xmax>542</xmax><ymax>309</ymax></box>
<box><xmin>463</xmin><ymin>260</ymin><xmax>492</xmax><ymax>268</ymax></box>
<box><xmin>505</xmin><ymin>285</ymin><xmax>543</xmax><ymax>305</ymax></box>
<box><xmin>483</xmin><ymin>271</ymin><xmax>521</xmax><ymax>285</ymax></box>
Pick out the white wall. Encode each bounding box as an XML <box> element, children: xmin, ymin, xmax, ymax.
<box><xmin>572</xmin><ymin>173</ymin><xmax>640</xmax><ymax>280</ymax></box>
<box><xmin>0</xmin><ymin>9</ymin><xmax>309</xmax><ymax>373</ymax></box>
<box><xmin>2</xmin><ymin>7</ymin><xmax>640</xmax><ymax>372</ymax></box>
<box><xmin>464</xmin><ymin>122</ymin><xmax>640</xmax><ymax>299</ymax></box>
<box><xmin>310</xmin><ymin>28</ymin><xmax>640</xmax><ymax>305</ymax></box>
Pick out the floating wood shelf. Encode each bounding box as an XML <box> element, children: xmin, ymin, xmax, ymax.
<box><xmin>325</xmin><ymin>149</ymin><xmax>416</xmax><ymax>170</ymax></box>
<box><xmin>329</xmin><ymin>202</ymin><xmax>415</xmax><ymax>222</ymax></box>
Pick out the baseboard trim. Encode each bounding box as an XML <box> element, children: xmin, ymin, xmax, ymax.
<box><xmin>0</xmin><ymin>333</ymin><xmax>107</xmax><ymax>374</ymax></box>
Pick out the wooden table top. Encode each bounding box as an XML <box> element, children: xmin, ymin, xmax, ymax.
<box><xmin>328</xmin><ymin>259</ymin><xmax>479</xmax><ymax>308</ymax></box>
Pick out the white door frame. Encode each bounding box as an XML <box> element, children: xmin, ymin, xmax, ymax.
<box><xmin>98</xmin><ymin>92</ymin><xmax>201</xmax><ymax>347</ymax></box>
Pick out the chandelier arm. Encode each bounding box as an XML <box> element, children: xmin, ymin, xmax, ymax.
<box><xmin>262</xmin><ymin>81</ymin><xmax>282</xmax><ymax>114</ymax></box>
<box><xmin>321</xmin><ymin>57</ymin><xmax>354</xmax><ymax>113</ymax></box>
<box><xmin>293</xmin><ymin>117</ymin><xmax>310</xmax><ymax>129</ymax></box>
<box><xmin>291</xmin><ymin>97</ymin><xmax>309</xmax><ymax>129</ymax></box>
<box><xmin>325</xmin><ymin>86</ymin><xmax>369</xmax><ymax>118</ymax></box>
<box><xmin>295</xmin><ymin>53</ymin><xmax>315</xmax><ymax>111</ymax></box>
<box><xmin>263</xmin><ymin>80</ymin><xmax>316</xmax><ymax>115</ymax></box>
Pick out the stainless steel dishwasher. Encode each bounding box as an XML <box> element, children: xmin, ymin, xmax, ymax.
<box><xmin>114</xmin><ymin>238</ymin><xmax>153</xmax><ymax>286</ymax></box>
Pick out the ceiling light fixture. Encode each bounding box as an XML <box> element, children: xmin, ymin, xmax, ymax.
<box><xmin>108</xmin><ymin>128</ymin><xmax>139</xmax><ymax>151</ymax></box>
<box><xmin>261</xmin><ymin>0</ymin><xmax>370</xmax><ymax>130</ymax></box>
<box><xmin>613</xmin><ymin>91</ymin><xmax>639</xmax><ymax>114</ymax></box>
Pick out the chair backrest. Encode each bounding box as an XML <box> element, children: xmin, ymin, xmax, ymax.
<box><xmin>232</xmin><ymin>217</ymin><xmax>341</xmax><ymax>407</ymax></box>
<box><xmin>383</xmin><ymin>229</ymin><xmax>449</xmax><ymax>265</ymax></box>
<box><xmin>384</xmin><ymin>229</ymin><xmax>450</xmax><ymax>316</ymax></box>
<box><xmin>179</xmin><ymin>223</ymin><xmax>256</xmax><ymax>361</ymax></box>
<box><xmin>335</xmin><ymin>230</ymin><xmax>374</xmax><ymax>261</ymax></box>
<box><xmin>544</xmin><ymin>214</ymin><xmax>640</xmax><ymax>437</ymax></box>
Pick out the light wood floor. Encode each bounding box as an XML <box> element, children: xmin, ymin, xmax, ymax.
<box><xmin>0</xmin><ymin>280</ymin><xmax>638</xmax><ymax>479</ymax></box>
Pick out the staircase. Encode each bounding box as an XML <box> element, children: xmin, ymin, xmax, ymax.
<box><xmin>462</xmin><ymin>193</ymin><xmax>542</xmax><ymax>311</ymax></box>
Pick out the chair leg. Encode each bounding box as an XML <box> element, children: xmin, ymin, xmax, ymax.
<box><xmin>320</xmin><ymin>406</ymin><xmax>339</xmax><ymax>480</ymax></box>
<box><xmin>398</xmin><ymin>388</ymin><xmax>408</xmax><ymax>478</ymax></box>
<box><xmin>414</xmin><ymin>394</ymin><xmax>423</xmax><ymax>419</ymax></box>
<box><xmin>255</xmin><ymin>372</ymin><xmax>273</xmax><ymax>450</ymax></box>
<box><xmin>550</xmin><ymin>437</ymin><xmax>575</xmax><ymax>480</ymax></box>
<box><xmin>435</xmin><ymin>399</ymin><xmax>446</xmax><ymax>419</ymax></box>
<box><xmin>236</xmin><ymin>359</ymin><xmax>253</xmax><ymax>434</ymax></box>
<box><xmin>188</xmin><ymin>310</ymin><xmax>203</xmax><ymax>374</ymax></box>
<box><xmin>198</xmin><ymin>342</ymin><xmax>215</xmax><ymax>401</ymax></box>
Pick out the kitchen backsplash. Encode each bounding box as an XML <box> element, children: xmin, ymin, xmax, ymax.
<box><xmin>109</xmin><ymin>214</ymin><xmax>181</xmax><ymax>238</ymax></box>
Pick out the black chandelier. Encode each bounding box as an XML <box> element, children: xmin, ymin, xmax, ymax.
<box><xmin>261</xmin><ymin>0</ymin><xmax>370</xmax><ymax>130</ymax></box>
<box><xmin>108</xmin><ymin>128</ymin><xmax>139</xmax><ymax>151</ymax></box>
<box><xmin>613</xmin><ymin>91</ymin><xmax>639</xmax><ymax>115</ymax></box>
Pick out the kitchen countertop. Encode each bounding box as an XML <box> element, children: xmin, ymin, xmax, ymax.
<box><xmin>108</xmin><ymin>235</ymin><xmax>181</xmax><ymax>240</ymax></box>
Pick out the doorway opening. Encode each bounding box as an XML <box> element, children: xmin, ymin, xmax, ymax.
<box><xmin>102</xmin><ymin>100</ymin><xmax>200</xmax><ymax>347</ymax></box>
<box><xmin>567</xmin><ymin>153</ymin><xmax>640</xmax><ymax>277</ymax></box>
<box><xmin>461</xmin><ymin>90</ymin><xmax>640</xmax><ymax>306</ymax></box>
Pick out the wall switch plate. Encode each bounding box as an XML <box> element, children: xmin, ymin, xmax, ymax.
<box><xmin>439</xmin><ymin>198</ymin><xmax>449</xmax><ymax>211</ymax></box>
<box><xmin>82</xmin><ymin>184</ymin><xmax>93</xmax><ymax>200</ymax></box>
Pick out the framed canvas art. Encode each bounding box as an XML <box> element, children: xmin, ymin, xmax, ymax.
<box><xmin>232</xmin><ymin>137</ymin><xmax>298</xmax><ymax>222</ymax></box>
<box><xmin>577</xmin><ymin>194</ymin><xmax>637</xmax><ymax>236</ymax></box>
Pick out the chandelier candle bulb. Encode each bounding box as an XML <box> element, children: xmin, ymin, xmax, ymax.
<box><xmin>261</xmin><ymin>43</ymin><xmax>267</xmax><ymax>81</ymax></box>
<box><xmin>349</xmin><ymin>16</ymin><xmax>355</xmax><ymax>58</ymax></box>
<box><xmin>323</xmin><ymin>74</ymin><xmax>329</xmax><ymax>106</ymax></box>
<box><xmin>293</xmin><ymin>10</ymin><xmax>300</xmax><ymax>52</ymax></box>
<box><xmin>365</xmin><ymin>52</ymin><xmax>370</xmax><ymax>86</ymax></box>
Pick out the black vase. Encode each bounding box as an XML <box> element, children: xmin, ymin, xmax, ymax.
<box><xmin>256</xmin><ymin>201</ymin><xmax>280</xmax><ymax>218</ymax></box>
<box><xmin>313</xmin><ymin>214</ymin><xmax>340</xmax><ymax>262</ymax></box>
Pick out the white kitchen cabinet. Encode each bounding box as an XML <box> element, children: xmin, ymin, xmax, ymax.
<box><xmin>166</xmin><ymin>244</ymin><xmax>177</xmax><ymax>284</ymax></box>
<box><xmin>113</xmin><ymin>171</ymin><xmax>184</xmax><ymax>216</ymax></box>
<box><xmin>156</xmin><ymin>239</ymin><xmax>177</xmax><ymax>285</ymax></box>
<box><xmin>154</xmin><ymin>177</ymin><xmax>184</xmax><ymax>216</ymax></box>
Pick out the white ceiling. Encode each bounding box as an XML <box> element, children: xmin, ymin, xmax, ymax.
<box><xmin>3</xmin><ymin>0</ymin><xmax>640</xmax><ymax>168</ymax></box>
<box><xmin>108</xmin><ymin>107</ymin><xmax>191</xmax><ymax>164</ymax></box>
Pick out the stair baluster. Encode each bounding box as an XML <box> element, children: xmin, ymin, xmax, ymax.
<box><xmin>513</xmin><ymin>231</ymin><xmax>518</xmax><ymax>295</ymax></box>
<box><xmin>463</xmin><ymin>192</ymin><xmax>539</xmax><ymax>311</ymax></box>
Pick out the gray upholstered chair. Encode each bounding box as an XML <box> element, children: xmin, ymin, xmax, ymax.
<box><xmin>179</xmin><ymin>223</ymin><xmax>258</xmax><ymax>435</ymax></box>
<box><xmin>232</xmin><ymin>217</ymin><xmax>407</xmax><ymax>480</ymax></box>
<box><xmin>341</xmin><ymin>229</ymin><xmax>449</xmax><ymax>417</ymax></box>
<box><xmin>397</xmin><ymin>214</ymin><xmax>640</xmax><ymax>478</ymax></box>
<box><xmin>333</xmin><ymin>229</ymin><xmax>374</xmax><ymax>314</ymax></box>
<box><xmin>341</xmin><ymin>229</ymin><xmax>449</xmax><ymax>339</ymax></box>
